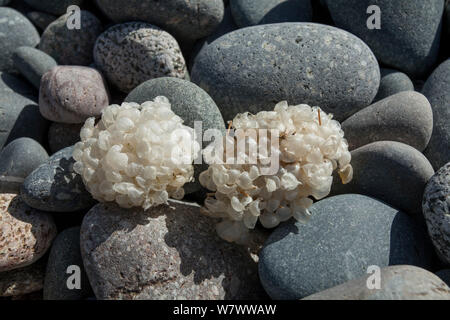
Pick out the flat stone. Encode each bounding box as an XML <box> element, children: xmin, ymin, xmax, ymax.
<box><xmin>0</xmin><ymin>193</ymin><xmax>56</xmax><ymax>272</ymax></box>
<box><xmin>191</xmin><ymin>22</ymin><xmax>380</xmax><ymax>122</ymax></box>
<box><xmin>94</xmin><ymin>22</ymin><xmax>187</xmax><ymax>93</ymax></box>
<box><xmin>13</xmin><ymin>46</ymin><xmax>57</xmax><ymax>89</ymax></box>
<box><xmin>331</xmin><ymin>141</ymin><xmax>435</xmax><ymax>215</ymax></box>
<box><xmin>80</xmin><ymin>200</ymin><xmax>267</xmax><ymax>300</ymax></box>
<box><xmin>44</xmin><ymin>227</ymin><xmax>92</xmax><ymax>300</ymax></box>
<box><xmin>422</xmin><ymin>162</ymin><xmax>450</xmax><ymax>265</ymax></box>
<box><xmin>39</xmin><ymin>66</ymin><xmax>109</xmax><ymax>123</ymax></box>
<box><xmin>24</xmin><ymin>0</ymin><xmax>84</xmax><ymax>15</ymax></box>
<box><xmin>259</xmin><ymin>194</ymin><xmax>433</xmax><ymax>299</ymax></box>
<box><xmin>48</xmin><ymin>122</ymin><xmax>81</xmax><ymax>154</ymax></box>
<box><xmin>436</xmin><ymin>269</ymin><xmax>450</xmax><ymax>287</ymax></box>
<box><xmin>326</xmin><ymin>0</ymin><xmax>444</xmax><ymax>77</ymax></box>
<box><xmin>0</xmin><ymin>7</ymin><xmax>40</xmax><ymax>73</ymax></box>
<box><xmin>342</xmin><ymin>91</ymin><xmax>433</xmax><ymax>151</ymax></box>
<box><xmin>303</xmin><ymin>265</ymin><xmax>450</xmax><ymax>300</ymax></box>
<box><xmin>422</xmin><ymin>59</ymin><xmax>450</xmax><ymax>170</ymax></box>
<box><xmin>373</xmin><ymin>68</ymin><xmax>414</xmax><ymax>102</ymax></box>
<box><xmin>230</xmin><ymin>0</ymin><xmax>312</xmax><ymax>27</ymax></box>
<box><xmin>39</xmin><ymin>10</ymin><xmax>102</xmax><ymax>66</ymax></box>
<box><xmin>26</xmin><ymin>11</ymin><xmax>56</xmax><ymax>31</ymax></box>
<box><xmin>0</xmin><ymin>257</ymin><xmax>46</xmax><ymax>297</ymax></box>
<box><xmin>20</xmin><ymin>146</ymin><xmax>97</xmax><ymax>212</ymax></box>
<box><xmin>0</xmin><ymin>137</ymin><xmax>48</xmax><ymax>193</ymax></box>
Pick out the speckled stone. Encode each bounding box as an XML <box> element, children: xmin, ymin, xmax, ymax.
<box><xmin>0</xmin><ymin>92</ymin><xmax>49</xmax><ymax>149</ymax></box>
<box><xmin>80</xmin><ymin>200</ymin><xmax>267</xmax><ymax>300</ymax></box>
<box><xmin>303</xmin><ymin>265</ymin><xmax>450</xmax><ymax>300</ymax></box>
<box><xmin>326</xmin><ymin>0</ymin><xmax>444</xmax><ymax>77</ymax></box>
<box><xmin>0</xmin><ymin>257</ymin><xmax>46</xmax><ymax>297</ymax></box>
<box><xmin>191</xmin><ymin>23</ymin><xmax>380</xmax><ymax>122</ymax></box>
<box><xmin>20</xmin><ymin>146</ymin><xmax>96</xmax><ymax>213</ymax></box>
<box><xmin>44</xmin><ymin>227</ymin><xmax>92</xmax><ymax>300</ymax></box>
<box><xmin>342</xmin><ymin>91</ymin><xmax>433</xmax><ymax>151</ymax></box>
<box><xmin>422</xmin><ymin>162</ymin><xmax>450</xmax><ymax>265</ymax></box>
<box><xmin>39</xmin><ymin>10</ymin><xmax>102</xmax><ymax>66</ymax></box>
<box><xmin>0</xmin><ymin>7</ymin><xmax>40</xmax><ymax>74</ymax></box>
<box><xmin>436</xmin><ymin>269</ymin><xmax>450</xmax><ymax>287</ymax></box>
<box><xmin>48</xmin><ymin>122</ymin><xmax>81</xmax><ymax>154</ymax></box>
<box><xmin>230</xmin><ymin>0</ymin><xmax>312</xmax><ymax>27</ymax></box>
<box><xmin>39</xmin><ymin>66</ymin><xmax>109</xmax><ymax>124</ymax></box>
<box><xmin>0</xmin><ymin>138</ymin><xmax>48</xmax><ymax>193</ymax></box>
<box><xmin>125</xmin><ymin>77</ymin><xmax>226</xmax><ymax>194</ymax></box>
<box><xmin>258</xmin><ymin>194</ymin><xmax>433</xmax><ymax>299</ymax></box>
<box><xmin>0</xmin><ymin>193</ymin><xmax>56</xmax><ymax>272</ymax></box>
<box><xmin>24</xmin><ymin>0</ymin><xmax>84</xmax><ymax>15</ymax></box>
<box><xmin>95</xmin><ymin>0</ymin><xmax>224</xmax><ymax>42</ymax></box>
<box><xmin>13</xmin><ymin>46</ymin><xmax>57</xmax><ymax>89</ymax></box>
<box><xmin>373</xmin><ymin>68</ymin><xmax>414</xmax><ymax>102</ymax></box>
<box><xmin>422</xmin><ymin>59</ymin><xmax>450</xmax><ymax>170</ymax></box>
<box><xmin>331</xmin><ymin>141</ymin><xmax>435</xmax><ymax>216</ymax></box>
<box><xmin>94</xmin><ymin>22</ymin><xmax>187</xmax><ymax>93</ymax></box>
<box><xmin>0</xmin><ymin>72</ymin><xmax>36</xmax><ymax>98</ymax></box>
<box><xmin>26</xmin><ymin>11</ymin><xmax>56</xmax><ymax>31</ymax></box>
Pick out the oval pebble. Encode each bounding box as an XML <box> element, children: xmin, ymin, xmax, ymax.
<box><xmin>373</xmin><ymin>68</ymin><xmax>414</xmax><ymax>102</ymax></box>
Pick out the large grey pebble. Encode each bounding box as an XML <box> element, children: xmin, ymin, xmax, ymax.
<box><xmin>326</xmin><ymin>0</ymin><xmax>444</xmax><ymax>77</ymax></box>
<box><xmin>0</xmin><ymin>72</ymin><xmax>36</xmax><ymax>98</ymax></box>
<box><xmin>342</xmin><ymin>91</ymin><xmax>433</xmax><ymax>151</ymax></box>
<box><xmin>373</xmin><ymin>68</ymin><xmax>414</xmax><ymax>102</ymax></box>
<box><xmin>303</xmin><ymin>265</ymin><xmax>450</xmax><ymax>300</ymax></box>
<box><xmin>258</xmin><ymin>194</ymin><xmax>433</xmax><ymax>299</ymax></box>
<box><xmin>24</xmin><ymin>0</ymin><xmax>83</xmax><ymax>15</ymax></box>
<box><xmin>12</xmin><ymin>46</ymin><xmax>57</xmax><ymax>89</ymax></box>
<box><xmin>80</xmin><ymin>200</ymin><xmax>267</xmax><ymax>300</ymax></box>
<box><xmin>422</xmin><ymin>59</ymin><xmax>450</xmax><ymax>170</ymax></box>
<box><xmin>422</xmin><ymin>162</ymin><xmax>450</xmax><ymax>265</ymax></box>
<box><xmin>48</xmin><ymin>122</ymin><xmax>81</xmax><ymax>154</ymax></box>
<box><xmin>0</xmin><ymin>257</ymin><xmax>46</xmax><ymax>297</ymax></box>
<box><xmin>191</xmin><ymin>23</ymin><xmax>380</xmax><ymax>122</ymax></box>
<box><xmin>436</xmin><ymin>269</ymin><xmax>450</xmax><ymax>287</ymax></box>
<box><xmin>20</xmin><ymin>146</ymin><xmax>96</xmax><ymax>212</ymax></box>
<box><xmin>0</xmin><ymin>138</ymin><xmax>48</xmax><ymax>193</ymax></box>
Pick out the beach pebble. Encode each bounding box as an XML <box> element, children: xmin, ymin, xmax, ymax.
<box><xmin>0</xmin><ymin>257</ymin><xmax>46</xmax><ymax>297</ymax></box>
<box><xmin>373</xmin><ymin>68</ymin><xmax>414</xmax><ymax>102</ymax></box>
<box><xmin>48</xmin><ymin>122</ymin><xmax>81</xmax><ymax>154</ymax></box>
<box><xmin>24</xmin><ymin>0</ymin><xmax>84</xmax><ymax>15</ymax></box>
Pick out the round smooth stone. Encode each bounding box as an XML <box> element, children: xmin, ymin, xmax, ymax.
<box><xmin>0</xmin><ymin>257</ymin><xmax>46</xmax><ymax>297</ymax></box>
<box><xmin>24</xmin><ymin>0</ymin><xmax>84</xmax><ymax>15</ymax></box>
<box><xmin>258</xmin><ymin>194</ymin><xmax>433</xmax><ymax>299</ymax></box>
<box><xmin>191</xmin><ymin>22</ymin><xmax>380</xmax><ymax>122</ymax></box>
<box><xmin>48</xmin><ymin>122</ymin><xmax>82</xmax><ymax>154</ymax></box>
<box><xmin>373</xmin><ymin>68</ymin><xmax>414</xmax><ymax>102</ymax></box>
<box><xmin>0</xmin><ymin>193</ymin><xmax>57</xmax><ymax>272</ymax></box>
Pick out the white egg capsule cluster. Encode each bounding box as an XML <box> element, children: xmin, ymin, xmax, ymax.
<box><xmin>199</xmin><ymin>101</ymin><xmax>353</xmax><ymax>244</ymax></box>
<box><xmin>72</xmin><ymin>96</ymin><xmax>200</xmax><ymax>210</ymax></box>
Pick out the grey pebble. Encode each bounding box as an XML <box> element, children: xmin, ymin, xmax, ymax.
<box><xmin>373</xmin><ymin>68</ymin><xmax>414</xmax><ymax>102</ymax></box>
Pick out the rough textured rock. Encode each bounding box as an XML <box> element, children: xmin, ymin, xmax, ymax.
<box><xmin>303</xmin><ymin>265</ymin><xmax>450</xmax><ymax>300</ymax></box>
<box><xmin>422</xmin><ymin>59</ymin><xmax>450</xmax><ymax>170</ymax></box>
<box><xmin>48</xmin><ymin>122</ymin><xmax>81</xmax><ymax>154</ymax></box>
<box><xmin>422</xmin><ymin>162</ymin><xmax>450</xmax><ymax>265</ymax></box>
<box><xmin>0</xmin><ymin>138</ymin><xmax>48</xmax><ymax>193</ymax></box>
<box><xmin>230</xmin><ymin>0</ymin><xmax>312</xmax><ymax>27</ymax></box>
<box><xmin>331</xmin><ymin>141</ymin><xmax>435</xmax><ymax>215</ymax></box>
<box><xmin>0</xmin><ymin>193</ymin><xmax>56</xmax><ymax>272</ymax></box>
<box><xmin>39</xmin><ymin>66</ymin><xmax>110</xmax><ymax>123</ymax></box>
<box><xmin>342</xmin><ymin>91</ymin><xmax>433</xmax><ymax>151</ymax></box>
<box><xmin>26</xmin><ymin>11</ymin><xmax>56</xmax><ymax>31</ymax></box>
<box><xmin>0</xmin><ymin>71</ymin><xmax>36</xmax><ymax>98</ymax></box>
<box><xmin>436</xmin><ymin>269</ymin><xmax>450</xmax><ymax>287</ymax></box>
<box><xmin>373</xmin><ymin>68</ymin><xmax>414</xmax><ymax>102</ymax></box>
<box><xmin>0</xmin><ymin>257</ymin><xmax>46</xmax><ymax>297</ymax></box>
<box><xmin>191</xmin><ymin>23</ymin><xmax>380</xmax><ymax>122</ymax></box>
<box><xmin>12</xmin><ymin>46</ymin><xmax>57</xmax><ymax>89</ymax></box>
<box><xmin>94</xmin><ymin>22</ymin><xmax>187</xmax><ymax>93</ymax></box>
<box><xmin>0</xmin><ymin>7</ymin><xmax>40</xmax><ymax>73</ymax></box>
<box><xmin>24</xmin><ymin>0</ymin><xmax>84</xmax><ymax>15</ymax></box>
<box><xmin>20</xmin><ymin>146</ymin><xmax>96</xmax><ymax>213</ymax></box>
<box><xmin>39</xmin><ymin>10</ymin><xmax>102</xmax><ymax>66</ymax></box>
<box><xmin>259</xmin><ymin>194</ymin><xmax>433</xmax><ymax>300</ymax></box>
<box><xmin>326</xmin><ymin>0</ymin><xmax>444</xmax><ymax>77</ymax></box>
<box><xmin>80</xmin><ymin>200</ymin><xmax>267</xmax><ymax>300</ymax></box>
<box><xmin>44</xmin><ymin>227</ymin><xmax>92</xmax><ymax>300</ymax></box>
<box><xmin>95</xmin><ymin>0</ymin><xmax>224</xmax><ymax>42</ymax></box>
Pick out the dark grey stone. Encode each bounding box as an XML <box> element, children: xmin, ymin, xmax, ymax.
<box><xmin>373</xmin><ymin>68</ymin><xmax>414</xmax><ymax>102</ymax></box>
<box><xmin>0</xmin><ymin>92</ymin><xmax>49</xmax><ymax>149</ymax></box>
<box><xmin>48</xmin><ymin>122</ymin><xmax>81</xmax><ymax>154</ymax></box>
<box><xmin>191</xmin><ymin>22</ymin><xmax>380</xmax><ymax>122</ymax></box>
<box><xmin>422</xmin><ymin>162</ymin><xmax>450</xmax><ymax>265</ymax></box>
<box><xmin>20</xmin><ymin>146</ymin><xmax>97</xmax><ymax>212</ymax></box>
<box><xmin>0</xmin><ymin>7</ymin><xmax>40</xmax><ymax>73</ymax></box>
<box><xmin>326</xmin><ymin>0</ymin><xmax>444</xmax><ymax>77</ymax></box>
<box><xmin>331</xmin><ymin>141</ymin><xmax>435</xmax><ymax>216</ymax></box>
<box><xmin>95</xmin><ymin>0</ymin><xmax>224</xmax><ymax>42</ymax></box>
<box><xmin>422</xmin><ymin>59</ymin><xmax>450</xmax><ymax>170</ymax></box>
<box><xmin>258</xmin><ymin>194</ymin><xmax>434</xmax><ymax>299</ymax></box>
<box><xmin>13</xmin><ymin>46</ymin><xmax>57</xmax><ymax>89</ymax></box>
<box><xmin>342</xmin><ymin>91</ymin><xmax>433</xmax><ymax>151</ymax></box>
<box><xmin>0</xmin><ymin>137</ymin><xmax>48</xmax><ymax>193</ymax></box>
<box><xmin>125</xmin><ymin>77</ymin><xmax>226</xmax><ymax>194</ymax></box>
<box><xmin>436</xmin><ymin>269</ymin><xmax>450</xmax><ymax>287</ymax></box>
<box><xmin>24</xmin><ymin>0</ymin><xmax>84</xmax><ymax>15</ymax></box>
<box><xmin>0</xmin><ymin>257</ymin><xmax>46</xmax><ymax>297</ymax></box>
<box><xmin>0</xmin><ymin>72</ymin><xmax>36</xmax><ymax>98</ymax></box>
<box><xmin>43</xmin><ymin>227</ymin><xmax>93</xmax><ymax>300</ymax></box>
<box><xmin>26</xmin><ymin>11</ymin><xmax>56</xmax><ymax>31</ymax></box>
<box><xmin>230</xmin><ymin>0</ymin><xmax>312</xmax><ymax>27</ymax></box>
